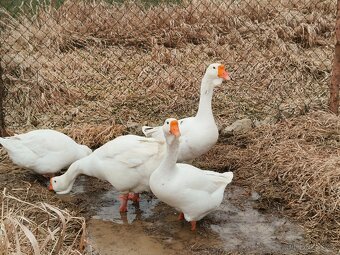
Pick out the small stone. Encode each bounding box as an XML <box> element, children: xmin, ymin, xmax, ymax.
<box><xmin>126</xmin><ymin>121</ymin><xmax>139</xmax><ymax>128</ymax></box>
<box><xmin>222</xmin><ymin>118</ymin><xmax>252</xmax><ymax>136</ymax></box>
<box><xmin>251</xmin><ymin>191</ymin><xmax>261</xmax><ymax>201</ymax></box>
<box><xmin>65</xmin><ymin>115</ymin><xmax>73</xmax><ymax>122</ymax></box>
<box><xmin>71</xmin><ymin>108</ymin><xmax>79</xmax><ymax>117</ymax></box>
<box><xmin>254</xmin><ymin>116</ymin><xmax>278</xmax><ymax>127</ymax></box>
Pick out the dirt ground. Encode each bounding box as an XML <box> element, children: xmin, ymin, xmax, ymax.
<box><xmin>0</xmin><ymin>141</ymin><xmax>337</xmax><ymax>255</ymax></box>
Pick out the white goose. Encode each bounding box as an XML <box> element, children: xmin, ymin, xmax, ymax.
<box><xmin>0</xmin><ymin>129</ymin><xmax>92</xmax><ymax>176</ymax></box>
<box><xmin>142</xmin><ymin>63</ymin><xmax>231</xmax><ymax>163</ymax></box>
<box><xmin>149</xmin><ymin>118</ymin><xmax>233</xmax><ymax>231</ymax></box>
<box><xmin>49</xmin><ymin>134</ymin><xmax>165</xmax><ymax>212</ymax></box>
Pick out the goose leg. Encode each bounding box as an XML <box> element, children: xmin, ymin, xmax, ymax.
<box><xmin>128</xmin><ymin>192</ymin><xmax>140</xmax><ymax>203</ymax></box>
<box><xmin>178</xmin><ymin>212</ymin><xmax>184</xmax><ymax>220</ymax></box>
<box><xmin>119</xmin><ymin>194</ymin><xmax>129</xmax><ymax>212</ymax></box>
<box><xmin>190</xmin><ymin>221</ymin><xmax>197</xmax><ymax>231</ymax></box>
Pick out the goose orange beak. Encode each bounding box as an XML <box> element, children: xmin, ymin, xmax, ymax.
<box><xmin>170</xmin><ymin>120</ymin><xmax>180</xmax><ymax>137</ymax></box>
<box><xmin>48</xmin><ymin>178</ymin><xmax>54</xmax><ymax>191</ymax></box>
<box><xmin>218</xmin><ymin>64</ymin><xmax>231</xmax><ymax>80</ymax></box>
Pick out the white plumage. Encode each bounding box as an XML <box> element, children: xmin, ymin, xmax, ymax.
<box><xmin>0</xmin><ymin>129</ymin><xmax>91</xmax><ymax>175</ymax></box>
<box><xmin>149</xmin><ymin>118</ymin><xmax>233</xmax><ymax>230</ymax></box>
<box><xmin>50</xmin><ymin>134</ymin><xmax>165</xmax><ymax>212</ymax></box>
<box><xmin>142</xmin><ymin>63</ymin><xmax>231</xmax><ymax>162</ymax></box>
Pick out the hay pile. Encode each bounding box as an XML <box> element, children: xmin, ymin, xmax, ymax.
<box><xmin>242</xmin><ymin>111</ymin><xmax>340</xmax><ymax>247</ymax></box>
<box><xmin>0</xmin><ymin>188</ymin><xmax>87</xmax><ymax>254</ymax></box>
<box><xmin>198</xmin><ymin>111</ymin><xmax>339</xmax><ymax>248</ymax></box>
<box><xmin>64</xmin><ymin>122</ymin><xmax>125</xmax><ymax>148</ymax></box>
<box><xmin>0</xmin><ymin>0</ymin><xmax>335</xmax><ymax>144</ymax></box>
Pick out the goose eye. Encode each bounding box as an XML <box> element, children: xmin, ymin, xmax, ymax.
<box><xmin>166</xmin><ymin>121</ymin><xmax>169</xmax><ymax>124</ymax></box>
<box><xmin>213</xmin><ymin>67</ymin><xmax>216</xmax><ymax>69</ymax></box>
<box><xmin>54</xmin><ymin>180</ymin><xmax>56</xmax><ymax>183</ymax></box>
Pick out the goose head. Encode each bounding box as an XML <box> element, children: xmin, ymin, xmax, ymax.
<box><xmin>162</xmin><ymin>118</ymin><xmax>181</xmax><ymax>144</ymax></box>
<box><xmin>48</xmin><ymin>173</ymin><xmax>75</xmax><ymax>194</ymax></box>
<box><xmin>203</xmin><ymin>63</ymin><xmax>232</xmax><ymax>87</ymax></box>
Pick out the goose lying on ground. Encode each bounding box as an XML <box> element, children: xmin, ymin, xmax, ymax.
<box><xmin>149</xmin><ymin>118</ymin><xmax>233</xmax><ymax>231</ymax></box>
<box><xmin>0</xmin><ymin>129</ymin><xmax>91</xmax><ymax>177</ymax></box>
<box><xmin>142</xmin><ymin>63</ymin><xmax>232</xmax><ymax>163</ymax></box>
<box><xmin>49</xmin><ymin>134</ymin><xmax>165</xmax><ymax>212</ymax></box>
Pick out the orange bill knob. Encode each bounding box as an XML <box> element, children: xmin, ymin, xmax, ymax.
<box><xmin>218</xmin><ymin>64</ymin><xmax>231</xmax><ymax>80</ymax></box>
<box><xmin>170</xmin><ymin>120</ymin><xmax>180</xmax><ymax>137</ymax></box>
<box><xmin>48</xmin><ymin>178</ymin><xmax>54</xmax><ymax>191</ymax></box>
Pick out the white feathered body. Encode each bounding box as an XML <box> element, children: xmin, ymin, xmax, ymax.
<box><xmin>150</xmin><ymin>162</ymin><xmax>233</xmax><ymax>221</ymax></box>
<box><xmin>0</xmin><ymin>129</ymin><xmax>91</xmax><ymax>175</ymax></box>
<box><xmin>143</xmin><ymin>116</ymin><xmax>218</xmax><ymax>162</ymax></box>
<box><xmin>53</xmin><ymin>135</ymin><xmax>165</xmax><ymax>194</ymax></box>
<box><xmin>142</xmin><ymin>65</ymin><xmax>224</xmax><ymax>163</ymax></box>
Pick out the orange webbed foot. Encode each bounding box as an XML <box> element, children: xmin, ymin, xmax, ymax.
<box><xmin>178</xmin><ymin>212</ymin><xmax>184</xmax><ymax>221</ymax></box>
<box><xmin>190</xmin><ymin>221</ymin><xmax>197</xmax><ymax>231</ymax></box>
<box><xmin>119</xmin><ymin>194</ymin><xmax>129</xmax><ymax>213</ymax></box>
<box><xmin>128</xmin><ymin>193</ymin><xmax>140</xmax><ymax>203</ymax></box>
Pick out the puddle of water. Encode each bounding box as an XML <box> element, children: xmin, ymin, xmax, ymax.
<box><xmin>62</xmin><ymin>176</ymin><xmax>325</xmax><ymax>255</ymax></box>
<box><xmin>210</xmin><ymin>187</ymin><xmax>308</xmax><ymax>254</ymax></box>
<box><xmin>69</xmin><ymin>175</ymin><xmax>88</xmax><ymax>194</ymax></box>
<box><xmin>212</xmin><ymin>210</ymin><xmax>301</xmax><ymax>250</ymax></box>
<box><xmin>68</xmin><ymin>176</ymin><xmax>159</xmax><ymax>224</ymax></box>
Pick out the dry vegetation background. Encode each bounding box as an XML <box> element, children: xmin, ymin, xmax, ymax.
<box><xmin>1</xmin><ymin>0</ymin><xmax>335</xmax><ymax>134</ymax></box>
<box><xmin>0</xmin><ymin>0</ymin><xmax>339</xmax><ymax>253</ymax></box>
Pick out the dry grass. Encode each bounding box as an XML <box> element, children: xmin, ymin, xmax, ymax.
<box><xmin>197</xmin><ymin>110</ymin><xmax>340</xmax><ymax>249</ymax></box>
<box><xmin>0</xmin><ymin>188</ymin><xmax>86</xmax><ymax>254</ymax></box>
<box><xmin>64</xmin><ymin>122</ymin><xmax>125</xmax><ymax>148</ymax></box>
<box><xmin>0</xmin><ymin>0</ymin><xmax>335</xmax><ymax>142</ymax></box>
<box><xmin>249</xmin><ymin>112</ymin><xmax>339</xmax><ymax>247</ymax></box>
<box><xmin>240</xmin><ymin>111</ymin><xmax>340</xmax><ymax>247</ymax></box>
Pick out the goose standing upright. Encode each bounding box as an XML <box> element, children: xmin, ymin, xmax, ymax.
<box><xmin>0</xmin><ymin>129</ymin><xmax>92</xmax><ymax>177</ymax></box>
<box><xmin>142</xmin><ymin>63</ymin><xmax>232</xmax><ymax>162</ymax></box>
<box><xmin>149</xmin><ymin>118</ymin><xmax>233</xmax><ymax>230</ymax></box>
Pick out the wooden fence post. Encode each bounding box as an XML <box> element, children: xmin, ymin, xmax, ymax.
<box><xmin>0</xmin><ymin>59</ymin><xmax>8</xmax><ymax>137</ymax></box>
<box><xmin>330</xmin><ymin>0</ymin><xmax>340</xmax><ymax>114</ymax></box>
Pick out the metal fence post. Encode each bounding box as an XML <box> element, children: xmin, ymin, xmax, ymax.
<box><xmin>0</xmin><ymin>59</ymin><xmax>7</xmax><ymax>137</ymax></box>
<box><xmin>330</xmin><ymin>0</ymin><xmax>340</xmax><ymax>114</ymax></box>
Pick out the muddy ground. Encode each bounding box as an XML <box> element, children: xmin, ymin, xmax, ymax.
<box><xmin>0</xmin><ymin>144</ymin><xmax>337</xmax><ymax>255</ymax></box>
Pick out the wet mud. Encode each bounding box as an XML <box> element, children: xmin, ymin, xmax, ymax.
<box><xmin>57</xmin><ymin>176</ymin><xmax>320</xmax><ymax>255</ymax></box>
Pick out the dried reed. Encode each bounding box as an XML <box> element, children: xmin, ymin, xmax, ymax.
<box><xmin>0</xmin><ymin>188</ymin><xmax>87</xmax><ymax>254</ymax></box>
<box><xmin>197</xmin><ymin>110</ymin><xmax>340</xmax><ymax>249</ymax></box>
<box><xmin>63</xmin><ymin>122</ymin><xmax>125</xmax><ymax>148</ymax></box>
<box><xmin>0</xmin><ymin>0</ymin><xmax>335</xmax><ymax>143</ymax></box>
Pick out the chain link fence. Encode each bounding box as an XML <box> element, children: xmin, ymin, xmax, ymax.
<box><xmin>0</xmin><ymin>0</ymin><xmax>336</xmax><ymax>143</ymax></box>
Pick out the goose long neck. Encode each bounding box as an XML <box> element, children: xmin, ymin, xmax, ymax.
<box><xmin>63</xmin><ymin>160</ymin><xmax>83</xmax><ymax>187</ymax></box>
<box><xmin>59</xmin><ymin>156</ymin><xmax>97</xmax><ymax>195</ymax></box>
<box><xmin>159</xmin><ymin>137</ymin><xmax>180</xmax><ymax>172</ymax></box>
<box><xmin>196</xmin><ymin>76</ymin><xmax>214</xmax><ymax>120</ymax></box>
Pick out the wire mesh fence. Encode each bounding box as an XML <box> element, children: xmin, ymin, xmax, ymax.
<box><xmin>0</xmin><ymin>0</ymin><xmax>336</xmax><ymax>142</ymax></box>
